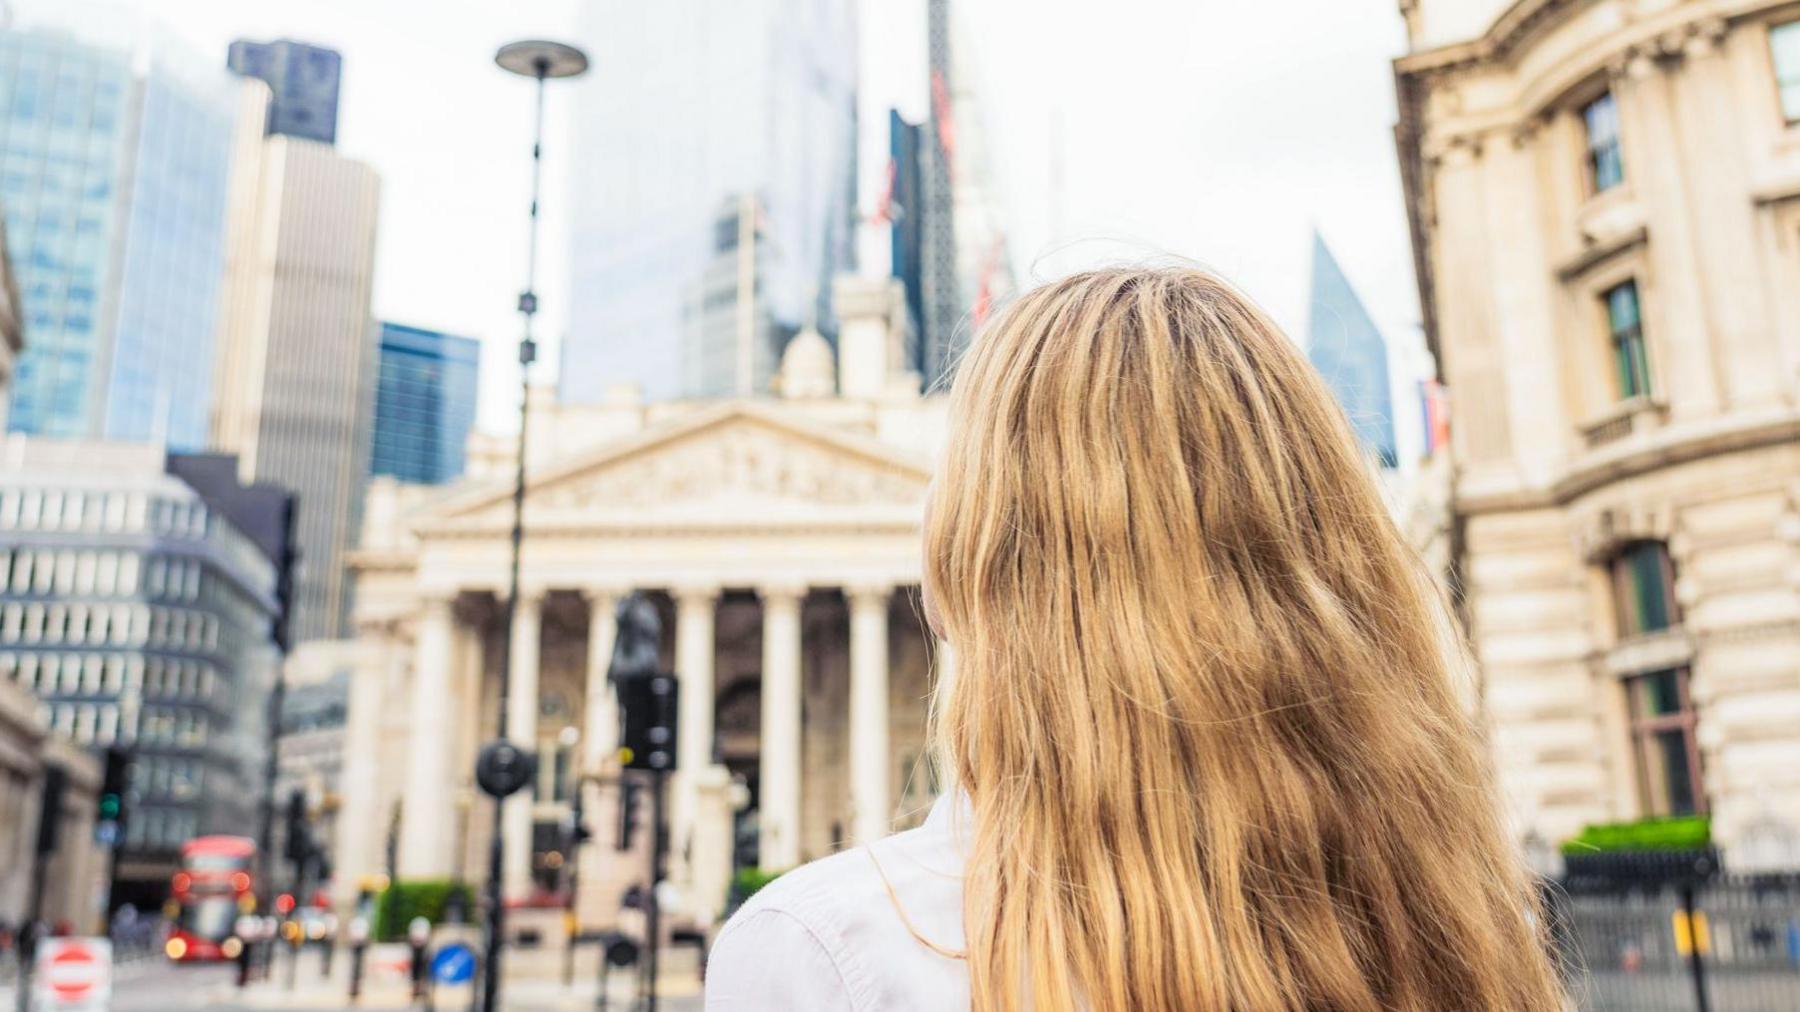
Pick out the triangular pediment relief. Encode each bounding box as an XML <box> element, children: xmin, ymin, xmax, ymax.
<box><xmin>424</xmin><ymin>403</ymin><xmax>931</xmax><ymax>532</ymax></box>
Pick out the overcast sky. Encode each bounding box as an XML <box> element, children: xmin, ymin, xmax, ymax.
<box><xmin>49</xmin><ymin>0</ymin><xmax>1424</xmax><ymax>440</ymax></box>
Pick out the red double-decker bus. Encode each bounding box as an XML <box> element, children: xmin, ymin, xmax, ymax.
<box><xmin>164</xmin><ymin>835</ymin><xmax>256</xmax><ymax>962</ymax></box>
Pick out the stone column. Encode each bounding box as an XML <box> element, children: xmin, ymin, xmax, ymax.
<box><xmin>673</xmin><ymin>586</ymin><xmax>719</xmax><ymax>873</ymax></box>
<box><xmin>848</xmin><ymin>585</ymin><xmax>891</xmax><ymax>843</ymax></box>
<box><xmin>758</xmin><ymin>585</ymin><xmax>805</xmax><ymax>870</ymax></box>
<box><xmin>337</xmin><ymin>621</ymin><xmax>395</xmax><ymax>894</ymax></box>
<box><xmin>502</xmin><ymin>591</ymin><xmax>543</xmax><ymax>900</ymax></box>
<box><xmin>583</xmin><ymin>589</ymin><xmax>622</xmax><ymax>771</ymax></box>
<box><xmin>399</xmin><ymin>595</ymin><xmax>457</xmax><ymax>877</ymax></box>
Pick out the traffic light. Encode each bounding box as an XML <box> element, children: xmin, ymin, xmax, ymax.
<box><xmin>285</xmin><ymin>789</ymin><xmax>311</xmax><ymax>863</ymax></box>
<box><xmin>616</xmin><ymin>777</ymin><xmax>642</xmax><ymax>852</ymax></box>
<box><xmin>96</xmin><ymin>747</ymin><xmax>129</xmax><ymax>845</ymax></box>
<box><xmin>616</xmin><ymin>672</ymin><xmax>678</xmax><ymax>772</ymax></box>
<box><xmin>275</xmin><ymin>893</ymin><xmax>297</xmax><ymax>915</ymax></box>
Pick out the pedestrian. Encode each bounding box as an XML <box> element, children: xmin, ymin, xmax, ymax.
<box><xmin>705</xmin><ymin>267</ymin><xmax>1568</xmax><ymax>1011</ymax></box>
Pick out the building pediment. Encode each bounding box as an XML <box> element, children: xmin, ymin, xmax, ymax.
<box><xmin>422</xmin><ymin>402</ymin><xmax>932</xmax><ymax>535</ymax></box>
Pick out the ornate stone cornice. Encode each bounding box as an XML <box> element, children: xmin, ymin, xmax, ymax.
<box><xmin>423</xmin><ymin>518</ymin><xmax>923</xmax><ymax>541</ymax></box>
<box><xmin>1398</xmin><ymin>0</ymin><xmax>1745</xmax><ymax>84</ymax></box>
<box><xmin>1457</xmin><ymin>408</ymin><xmax>1800</xmax><ymax>515</ymax></box>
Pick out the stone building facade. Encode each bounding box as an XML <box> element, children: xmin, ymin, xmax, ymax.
<box><xmin>1396</xmin><ymin>0</ymin><xmax>1800</xmax><ymax>865</ymax></box>
<box><xmin>337</xmin><ymin>278</ymin><xmax>949</xmax><ymax>928</ymax></box>
<box><xmin>0</xmin><ymin>674</ymin><xmax>103</xmax><ymax>933</ymax></box>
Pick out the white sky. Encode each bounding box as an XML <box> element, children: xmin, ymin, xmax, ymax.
<box><xmin>96</xmin><ymin>0</ymin><xmax>1424</xmax><ymax>438</ymax></box>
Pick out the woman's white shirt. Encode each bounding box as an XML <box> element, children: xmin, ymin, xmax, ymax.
<box><xmin>705</xmin><ymin>793</ymin><xmax>971</xmax><ymax>1010</ymax></box>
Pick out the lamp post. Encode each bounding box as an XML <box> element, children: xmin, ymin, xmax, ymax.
<box><xmin>482</xmin><ymin>39</ymin><xmax>589</xmax><ymax>1012</ymax></box>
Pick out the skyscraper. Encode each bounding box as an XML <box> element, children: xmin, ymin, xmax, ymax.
<box><xmin>1306</xmin><ymin>231</ymin><xmax>1397</xmax><ymax>468</ymax></box>
<box><xmin>211</xmin><ymin>59</ymin><xmax>379</xmax><ymax>643</ymax></box>
<box><xmin>226</xmin><ymin>38</ymin><xmax>341</xmax><ymax>146</ymax></box>
<box><xmin>0</xmin><ymin>16</ymin><xmax>253</xmax><ymax>448</ymax></box>
<box><xmin>563</xmin><ymin>0</ymin><xmax>858</xmax><ymax>402</ymax></box>
<box><xmin>370</xmin><ymin>322</ymin><xmax>480</xmax><ymax>486</ymax></box>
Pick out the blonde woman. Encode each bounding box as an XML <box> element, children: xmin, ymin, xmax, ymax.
<box><xmin>706</xmin><ymin>268</ymin><xmax>1565</xmax><ymax>1011</ymax></box>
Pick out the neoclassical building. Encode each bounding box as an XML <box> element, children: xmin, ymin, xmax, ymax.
<box><xmin>336</xmin><ymin>278</ymin><xmax>952</xmax><ymax>926</ymax></box>
<box><xmin>1396</xmin><ymin>0</ymin><xmax>1800</xmax><ymax>865</ymax></box>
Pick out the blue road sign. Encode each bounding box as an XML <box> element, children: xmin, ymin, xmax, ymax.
<box><xmin>431</xmin><ymin>942</ymin><xmax>476</xmax><ymax>985</ymax></box>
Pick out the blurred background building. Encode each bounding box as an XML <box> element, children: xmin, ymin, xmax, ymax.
<box><xmin>1307</xmin><ymin>229</ymin><xmax>1399</xmax><ymax>469</ymax></box>
<box><xmin>561</xmin><ymin>0</ymin><xmax>859</xmax><ymax>402</ymax></box>
<box><xmin>0</xmin><ymin>695</ymin><xmax>102</xmax><ymax>933</ymax></box>
<box><xmin>0</xmin><ymin>16</ymin><xmax>252</xmax><ymax>449</ymax></box>
<box><xmin>226</xmin><ymin>37</ymin><xmax>341</xmax><ymax>146</ymax></box>
<box><xmin>370</xmin><ymin>322</ymin><xmax>481</xmax><ymax>486</ymax></box>
<box><xmin>211</xmin><ymin>38</ymin><xmax>379</xmax><ymax>643</ymax></box>
<box><xmin>269</xmin><ymin>639</ymin><xmax>356</xmax><ymax>879</ymax></box>
<box><xmin>1396</xmin><ymin>0</ymin><xmax>1800</xmax><ymax>867</ymax></box>
<box><xmin>0</xmin><ymin>438</ymin><xmax>285</xmax><ymax>904</ymax></box>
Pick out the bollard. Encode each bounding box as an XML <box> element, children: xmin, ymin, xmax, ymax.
<box><xmin>408</xmin><ymin>915</ymin><xmax>432</xmax><ymax>1002</ymax></box>
<box><xmin>346</xmin><ymin>915</ymin><xmax>368</xmax><ymax>1003</ymax></box>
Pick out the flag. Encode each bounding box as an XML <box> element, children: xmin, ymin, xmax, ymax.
<box><xmin>931</xmin><ymin>69</ymin><xmax>957</xmax><ymax>167</ymax></box>
<box><xmin>866</xmin><ymin>158</ymin><xmax>897</xmax><ymax>226</ymax></box>
<box><xmin>972</xmin><ymin>236</ymin><xmax>1005</xmax><ymax>329</ymax></box>
<box><xmin>1420</xmin><ymin>379</ymin><xmax>1450</xmax><ymax>455</ymax></box>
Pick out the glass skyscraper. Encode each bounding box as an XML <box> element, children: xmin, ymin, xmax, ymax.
<box><xmin>370</xmin><ymin>322</ymin><xmax>480</xmax><ymax>486</ymax></box>
<box><xmin>0</xmin><ymin>13</ymin><xmax>246</xmax><ymax>449</ymax></box>
<box><xmin>226</xmin><ymin>39</ymin><xmax>341</xmax><ymax>146</ymax></box>
<box><xmin>1307</xmin><ymin>231</ymin><xmax>1398</xmax><ymax>468</ymax></box>
<box><xmin>563</xmin><ymin>0</ymin><xmax>858</xmax><ymax>402</ymax></box>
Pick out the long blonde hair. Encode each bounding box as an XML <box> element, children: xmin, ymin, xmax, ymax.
<box><xmin>923</xmin><ymin>268</ymin><xmax>1563</xmax><ymax>1011</ymax></box>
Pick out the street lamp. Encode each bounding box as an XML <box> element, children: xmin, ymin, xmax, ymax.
<box><xmin>480</xmin><ymin>38</ymin><xmax>589</xmax><ymax>1012</ymax></box>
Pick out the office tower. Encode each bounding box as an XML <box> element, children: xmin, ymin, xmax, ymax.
<box><xmin>564</xmin><ymin>0</ymin><xmax>858</xmax><ymax>401</ymax></box>
<box><xmin>212</xmin><ymin>64</ymin><xmax>380</xmax><ymax>643</ymax></box>
<box><xmin>0</xmin><ymin>437</ymin><xmax>286</xmax><ymax>905</ymax></box>
<box><xmin>885</xmin><ymin>112</ymin><xmax>927</xmax><ymax>378</ymax></box>
<box><xmin>226</xmin><ymin>38</ymin><xmax>342</xmax><ymax>146</ymax></box>
<box><xmin>1306</xmin><ymin>231</ymin><xmax>1397</xmax><ymax>468</ymax></box>
<box><xmin>370</xmin><ymin>322</ymin><xmax>481</xmax><ymax>485</ymax></box>
<box><xmin>0</xmin><ymin>15</ymin><xmax>254</xmax><ymax>448</ymax></box>
<box><xmin>916</xmin><ymin>0</ymin><xmax>1014</xmax><ymax>391</ymax></box>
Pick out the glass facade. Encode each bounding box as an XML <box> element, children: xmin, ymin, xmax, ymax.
<box><xmin>370</xmin><ymin>322</ymin><xmax>481</xmax><ymax>485</ymax></box>
<box><xmin>0</xmin><ymin>24</ymin><xmax>241</xmax><ymax>449</ymax></box>
<box><xmin>1306</xmin><ymin>232</ymin><xmax>1397</xmax><ymax>468</ymax></box>
<box><xmin>564</xmin><ymin>0</ymin><xmax>858</xmax><ymax>402</ymax></box>
<box><xmin>0</xmin><ymin>454</ymin><xmax>280</xmax><ymax>874</ymax></box>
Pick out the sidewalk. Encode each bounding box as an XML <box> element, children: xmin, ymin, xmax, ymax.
<box><xmin>214</xmin><ymin>941</ymin><xmax>704</xmax><ymax>1011</ymax></box>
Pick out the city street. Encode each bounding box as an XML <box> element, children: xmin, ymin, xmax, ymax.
<box><xmin>1</xmin><ymin>944</ymin><xmax>704</xmax><ymax>1011</ymax></box>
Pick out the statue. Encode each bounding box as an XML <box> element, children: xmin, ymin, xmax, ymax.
<box><xmin>608</xmin><ymin>592</ymin><xmax>662</xmax><ymax>683</ymax></box>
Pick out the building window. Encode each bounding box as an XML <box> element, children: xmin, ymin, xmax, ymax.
<box><xmin>1583</xmin><ymin>91</ymin><xmax>1625</xmax><ymax>192</ymax></box>
<box><xmin>1774</xmin><ymin>21</ymin><xmax>1800</xmax><ymax>123</ymax></box>
<box><xmin>1612</xmin><ymin>540</ymin><xmax>1679</xmax><ymax>636</ymax></box>
<box><xmin>1625</xmin><ymin>668</ymin><xmax>1704</xmax><ymax>815</ymax></box>
<box><xmin>1604</xmin><ymin>280</ymin><xmax>1650</xmax><ymax>399</ymax></box>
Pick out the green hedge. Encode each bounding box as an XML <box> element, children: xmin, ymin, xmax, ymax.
<box><xmin>1561</xmin><ymin>815</ymin><xmax>1711</xmax><ymax>856</ymax></box>
<box><xmin>728</xmin><ymin>868</ymin><xmax>784</xmax><ymax>905</ymax></box>
<box><xmin>372</xmin><ymin>879</ymin><xmax>475</xmax><ymax>941</ymax></box>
